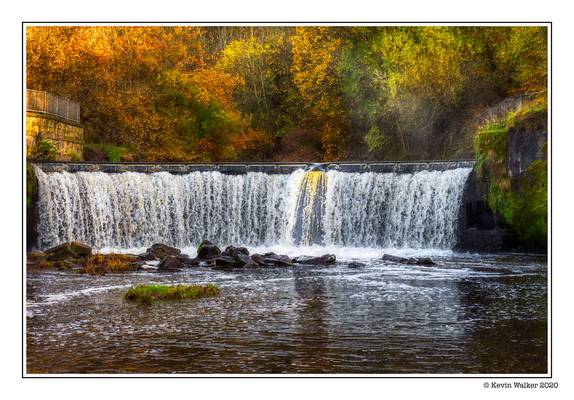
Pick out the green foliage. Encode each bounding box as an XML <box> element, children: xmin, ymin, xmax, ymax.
<box><xmin>474</xmin><ymin>121</ymin><xmax>509</xmax><ymax>180</ymax></box>
<box><xmin>124</xmin><ymin>283</ymin><xmax>221</xmax><ymax>305</ymax></box>
<box><xmin>30</xmin><ymin>136</ymin><xmax>59</xmax><ymax>161</ymax></box>
<box><xmin>89</xmin><ymin>143</ymin><xmax>132</xmax><ymax>162</ymax></box>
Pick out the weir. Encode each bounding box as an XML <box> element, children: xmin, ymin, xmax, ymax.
<box><xmin>36</xmin><ymin>160</ymin><xmax>474</xmax><ymax>174</ymax></box>
<box><xmin>33</xmin><ymin>161</ymin><xmax>474</xmax><ymax>250</ymax></box>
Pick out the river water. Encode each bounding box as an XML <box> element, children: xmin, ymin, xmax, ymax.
<box><xmin>26</xmin><ymin>250</ymin><xmax>547</xmax><ymax>374</ymax></box>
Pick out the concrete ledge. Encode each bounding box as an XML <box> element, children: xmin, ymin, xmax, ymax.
<box><xmin>35</xmin><ymin>160</ymin><xmax>475</xmax><ymax>174</ymax></box>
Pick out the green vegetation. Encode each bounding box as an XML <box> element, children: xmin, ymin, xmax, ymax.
<box><xmin>85</xmin><ymin>143</ymin><xmax>133</xmax><ymax>162</ymax></box>
<box><xmin>475</xmin><ymin>100</ymin><xmax>548</xmax><ymax>250</ymax></box>
<box><xmin>30</xmin><ymin>136</ymin><xmax>58</xmax><ymax>161</ymax></box>
<box><xmin>124</xmin><ymin>283</ymin><xmax>221</xmax><ymax>305</ymax></box>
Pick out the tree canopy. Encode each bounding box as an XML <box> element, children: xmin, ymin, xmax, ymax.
<box><xmin>26</xmin><ymin>25</ymin><xmax>547</xmax><ymax>162</ymax></box>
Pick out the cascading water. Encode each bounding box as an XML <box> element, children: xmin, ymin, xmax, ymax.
<box><xmin>34</xmin><ymin>165</ymin><xmax>472</xmax><ymax>250</ymax></box>
<box><xmin>292</xmin><ymin>170</ymin><xmax>328</xmax><ymax>246</ymax></box>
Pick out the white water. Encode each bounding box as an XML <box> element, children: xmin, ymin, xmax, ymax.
<box><xmin>35</xmin><ymin>166</ymin><xmax>472</xmax><ymax>251</ymax></box>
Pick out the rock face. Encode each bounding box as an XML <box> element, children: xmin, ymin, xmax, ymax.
<box><xmin>143</xmin><ymin>243</ymin><xmax>181</xmax><ymax>261</ymax></box>
<box><xmin>382</xmin><ymin>254</ymin><xmax>435</xmax><ymax>266</ymax></box>
<box><xmin>292</xmin><ymin>254</ymin><xmax>336</xmax><ymax>265</ymax></box>
<box><xmin>157</xmin><ymin>256</ymin><xmax>184</xmax><ymax>272</ymax></box>
<box><xmin>197</xmin><ymin>240</ymin><xmax>221</xmax><ymax>259</ymax></box>
<box><xmin>45</xmin><ymin>241</ymin><xmax>92</xmax><ymax>261</ymax></box>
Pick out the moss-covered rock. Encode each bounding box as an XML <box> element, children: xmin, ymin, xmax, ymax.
<box><xmin>474</xmin><ymin>99</ymin><xmax>547</xmax><ymax>251</ymax></box>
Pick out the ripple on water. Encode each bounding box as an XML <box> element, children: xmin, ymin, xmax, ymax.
<box><xmin>26</xmin><ymin>252</ymin><xmax>547</xmax><ymax>374</ymax></box>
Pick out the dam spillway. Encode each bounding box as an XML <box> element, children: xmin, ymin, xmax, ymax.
<box><xmin>33</xmin><ymin>161</ymin><xmax>474</xmax><ymax>250</ymax></box>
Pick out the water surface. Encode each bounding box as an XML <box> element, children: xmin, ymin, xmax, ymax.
<box><xmin>26</xmin><ymin>252</ymin><xmax>547</xmax><ymax>374</ymax></box>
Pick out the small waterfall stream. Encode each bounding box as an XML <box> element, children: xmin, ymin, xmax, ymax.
<box><xmin>34</xmin><ymin>165</ymin><xmax>472</xmax><ymax>250</ymax></box>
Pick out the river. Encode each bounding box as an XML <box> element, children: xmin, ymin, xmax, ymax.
<box><xmin>26</xmin><ymin>250</ymin><xmax>547</xmax><ymax>374</ymax></box>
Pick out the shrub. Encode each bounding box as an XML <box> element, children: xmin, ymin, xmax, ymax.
<box><xmin>31</xmin><ymin>135</ymin><xmax>59</xmax><ymax>161</ymax></box>
<box><xmin>83</xmin><ymin>254</ymin><xmax>141</xmax><ymax>275</ymax></box>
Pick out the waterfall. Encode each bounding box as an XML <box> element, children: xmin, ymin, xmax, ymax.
<box><xmin>34</xmin><ymin>166</ymin><xmax>471</xmax><ymax>250</ymax></box>
<box><xmin>292</xmin><ymin>170</ymin><xmax>328</xmax><ymax>246</ymax></box>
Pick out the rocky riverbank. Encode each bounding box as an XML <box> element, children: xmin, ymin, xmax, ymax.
<box><xmin>26</xmin><ymin>240</ymin><xmax>338</xmax><ymax>275</ymax></box>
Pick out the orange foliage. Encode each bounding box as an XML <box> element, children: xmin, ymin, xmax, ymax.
<box><xmin>291</xmin><ymin>27</ymin><xmax>347</xmax><ymax>161</ymax></box>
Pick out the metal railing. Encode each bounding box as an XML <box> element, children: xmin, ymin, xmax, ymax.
<box><xmin>26</xmin><ymin>89</ymin><xmax>80</xmax><ymax>123</ymax></box>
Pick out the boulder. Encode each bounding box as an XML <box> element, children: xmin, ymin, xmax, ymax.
<box><xmin>143</xmin><ymin>243</ymin><xmax>181</xmax><ymax>261</ymax></box>
<box><xmin>197</xmin><ymin>240</ymin><xmax>221</xmax><ymax>259</ymax></box>
<box><xmin>347</xmin><ymin>261</ymin><xmax>366</xmax><ymax>268</ymax></box>
<box><xmin>292</xmin><ymin>254</ymin><xmax>336</xmax><ymax>265</ymax></box>
<box><xmin>214</xmin><ymin>247</ymin><xmax>253</xmax><ymax>269</ymax></box>
<box><xmin>382</xmin><ymin>254</ymin><xmax>408</xmax><ymax>263</ymax></box>
<box><xmin>222</xmin><ymin>245</ymin><xmax>250</xmax><ymax>258</ymax></box>
<box><xmin>176</xmin><ymin>254</ymin><xmax>200</xmax><ymax>267</ymax></box>
<box><xmin>157</xmin><ymin>256</ymin><xmax>184</xmax><ymax>272</ymax></box>
<box><xmin>45</xmin><ymin>241</ymin><xmax>92</xmax><ymax>261</ymax></box>
<box><xmin>199</xmin><ymin>258</ymin><xmax>216</xmax><ymax>268</ymax></box>
<box><xmin>27</xmin><ymin>250</ymin><xmax>47</xmax><ymax>262</ymax></box>
<box><xmin>214</xmin><ymin>255</ymin><xmax>246</xmax><ymax>268</ymax></box>
<box><xmin>408</xmin><ymin>257</ymin><xmax>435</xmax><ymax>266</ymax></box>
<box><xmin>250</xmin><ymin>253</ymin><xmax>293</xmax><ymax>267</ymax></box>
<box><xmin>382</xmin><ymin>254</ymin><xmax>436</xmax><ymax>266</ymax></box>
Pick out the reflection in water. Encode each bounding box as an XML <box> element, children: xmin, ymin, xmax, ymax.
<box><xmin>457</xmin><ymin>275</ymin><xmax>548</xmax><ymax>373</ymax></box>
<box><xmin>26</xmin><ymin>254</ymin><xmax>547</xmax><ymax>374</ymax></box>
<box><xmin>292</xmin><ymin>268</ymin><xmax>332</xmax><ymax>372</ymax></box>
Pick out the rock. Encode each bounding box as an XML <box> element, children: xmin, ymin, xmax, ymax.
<box><xmin>28</xmin><ymin>250</ymin><xmax>47</xmax><ymax>261</ymax></box>
<box><xmin>214</xmin><ymin>247</ymin><xmax>253</xmax><ymax>269</ymax></box>
<box><xmin>222</xmin><ymin>245</ymin><xmax>250</xmax><ymax>257</ymax></box>
<box><xmin>292</xmin><ymin>254</ymin><xmax>336</xmax><ymax>265</ymax></box>
<box><xmin>143</xmin><ymin>243</ymin><xmax>181</xmax><ymax>261</ymax></box>
<box><xmin>410</xmin><ymin>257</ymin><xmax>436</xmax><ymax>266</ymax></box>
<box><xmin>382</xmin><ymin>254</ymin><xmax>408</xmax><ymax>263</ymax></box>
<box><xmin>197</xmin><ymin>240</ymin><xmax>221</xmax><ymax>259</ymax></box>
<box><xmin>251</xmin><ymin>253</ymin><xmax>293</xmax><ymax>267</ymax></box>
<box><xmin>176</xmin><ymin>254</ymin><xmax>200</xmax><ymax>267</ymax></box>
<box><xmin>199</xmin><ymin>258</ymin><xmax>216</xmax><ymax>268</ymax></box>
<box><xmin>69</xmin><ymin>242</ymin><xmax>92</xmax><ymax>257</ymax></box>
<box><xmin>347</xmin><ymin>261</ymin><xmax>366</xmax><ymax>268</ymax></box>
<box><xmin>214</xmin><ymin>255</ymin><xmax>247</xmax><ymax>268</ymax></box>
<box><xmin>263</xmin><ymin>253</ymin><xmax>291</xmax><ymax>264</ymax></box>
<box><xmin>382</xmin><ymin>254</ymin><xmax>435</xmax><ymax>266</ymax></box>
<box><xmin>45</xmin><ymin>241</ymin><xmax>92</xmax><ymax>261</ymax></box>
<box><xmin>157</xmin><ymin>256</ymin><xmax>184</xmax><ymax>272</ymax></box>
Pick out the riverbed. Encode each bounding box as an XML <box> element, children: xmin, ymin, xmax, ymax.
<box><xmin>26</xmin><ymin>251</ymin><xmax>547</xmax><ymax>374</ymax></box>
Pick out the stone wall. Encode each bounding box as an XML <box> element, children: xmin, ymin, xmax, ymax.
<box><xmin>26</xmin><ymin>112</ymin><xmax>84</xmax><ymax>161</ymax></box>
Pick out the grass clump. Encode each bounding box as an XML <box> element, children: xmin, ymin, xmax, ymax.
<box><xmin>124</xmin><ymin>283</ymin><xmax>220</xmax><ymax>305</ymax></box>
<box><xmin>83</xmin><ymin>254</ymin><xmax>141</xmax><ymax>275</ymax></box>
